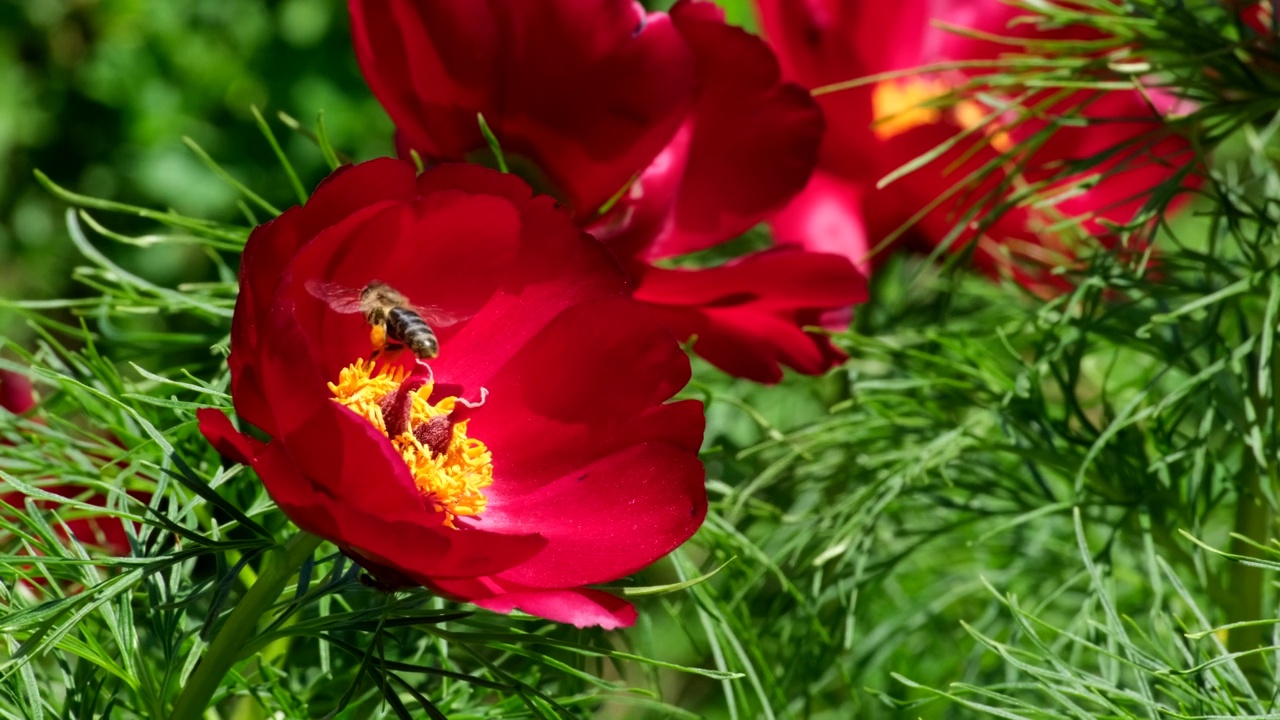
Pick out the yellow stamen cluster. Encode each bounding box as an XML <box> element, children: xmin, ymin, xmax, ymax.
<box><xmin>872</xmin><ymin>78</ymin><xmax>1014</xmax><ymax>152</ymax></box>
<box><xmin>328</xmin><ymin>359</ymin><xmax>493</xmax><ymax>528</ymax></box>
<box><xmin>872</xmin><ymin>78</ymin><xmax>948</xmax><ymax>140</ymax></box>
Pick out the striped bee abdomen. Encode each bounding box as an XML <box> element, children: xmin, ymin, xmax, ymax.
<box><xmin>386</xmin><ymin>306</ymin><xmax>440</xmax><ymax>359</ymax></box>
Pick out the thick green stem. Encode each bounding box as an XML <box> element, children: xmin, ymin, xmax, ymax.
<box><xmin>1227</xmin><ymin>458</ymin><xmax>1270</xmax><ymax>683</ymax></box>
<box><xmin>169</xmin><ymin>532</ymin><xmax>323</xmax><ymax>720</ymax></box>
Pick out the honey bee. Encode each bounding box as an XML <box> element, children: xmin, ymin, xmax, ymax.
<box><xmin>305</xmin><ymin>279</ymin><xmax>464</xmax><ymax>359</ymax></box>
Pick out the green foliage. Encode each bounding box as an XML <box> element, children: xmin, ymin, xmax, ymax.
<box><xmin>0</xmin><ymin>0</ymin><xmax>391</xmax><ymax>342</ymax></box>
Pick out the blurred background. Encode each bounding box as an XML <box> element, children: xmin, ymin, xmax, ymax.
<box><xmin>0</xmin><ymin>0</ymin><xmax>397</xmax><ymax>342</ymax></box>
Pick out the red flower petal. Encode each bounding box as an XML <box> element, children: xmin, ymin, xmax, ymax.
<box><xmin>770</xmin><ymin>171</ymin><xmax>871</xmax><ymax>274</ymax></box>
<box><xmin>431</xmin><ymin>577</ymin><xmax>639</xmax><ymax>629</ymax></box>
<box><xmin>475</xmin><ymin>587</ymin><xmax>639</xmax><ymax>630</ymax></box>
<box><xmin>447</xmin><ymin>298</ymin><xmax>705</xmax><ymax>587</ymax></box>
<box><xmin>603</xmin><ymin>1</ymin><xmax>824</xmax><ymax>260</ymax></box>
<box><xmin>238</xmin><ymin>158</ymin><xmax>417</xmax><ymax>346</ymax></box>
<box><xmin>350</xmin><ymin>0</ymin><xmax>697</xmax><ymax>217</ymax></box>
<box><xmin>413</xmin><ymin>162</ymin><xmax>538</xmax><ymax>205</ymax></box>
<box><xmin>633</xmin><ymin>249</ymin><xmax>865</xmax><ymax>383</ymax></box>
<box><xmin>230</xmin><ymin>158</ymin><xmax>418</xmax><ymax>433</ymax></box>
<box><xmin>754</xmin><ymin>0</ymin><xmax>927</xmax><ymax>84</ymax></box>
<box><xmin>278</xmin><ymin>198</ymin><xmax>522</xmax><ymax>383</ymax></box>
<box><xmin>350</xmin><ymin>2</ymin><xmax>853</xmax><ymax>382</ymax></box>
<box><xmin>639</xmin><ymin>249</ymin><xmax>865</xmax><ymax>309</ymax></box>
<box><xmin>197</xmin><ymin>408</ymin><xmax>260</xmax><ymax>466</ymax></box>
<box><xmin>753</xmin><ymin>0</ymin><xmax>928</xmax><ymax>181</ymax></box>
<box><xmin>478</xmin><ymin>442</ymin><xmax>705</xmax><ymax>588</ymax></box>
<box><xmin>465</xmin><ymin>298</ymin><xmax>699</xmax><ymax>487</ymax></box>
<box><xmin>427</xmin><ymin>186</ymin><xmax>633</xmax><ymax>394</ymax></box>
<box><xmin>661</xmin><ymin>303</ymin><xmax>841</xmax><ymax>383</ymax></box>
<box><xmin>251</xmin><ymin>440</ymin><xmax>544</xmax><ymax>580</ymax></box>
<box><xmin>1238</xmin><ymin>1</ymin><xmax>1275</xmax><ymax>37</ymax></box>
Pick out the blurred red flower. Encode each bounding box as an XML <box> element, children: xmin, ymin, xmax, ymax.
<box><xmin>755</xmin><ymin>0</ymin><xmax>1198</xmax><ymax>289</ymax></box>
<box><xmin>0</xmin><ymin>370</ymin><xmax>134</xmax><ymax>561</ymax></box>
<box><xmin>349</xmin><ymin>0</ymin><xmax>867</xmax><ymax>382</ymax></box>
<box><xmin>197</xmin><ymin>160</ymin><xmax>707</xmax><ymax>628</ymax></box>
<box><xmin>0</xmin><ymin>370</ymin><xmax>36</xmax><ymax>416</ymax></box>
<box><xmin>1233</xmin><ymin>0</ymin><xmax>1273</xmax><ymax>36</ymax></box>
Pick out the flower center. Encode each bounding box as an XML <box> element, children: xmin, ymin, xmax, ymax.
<box><xmin>328</xmin><ymin>359</ymin><xmax>493</xmax><ymax>529</ymax></box>
<box><xmin>872</xmin><ymin>78</ymin><xmax>1014</xmax><ymax>152</ymax></box>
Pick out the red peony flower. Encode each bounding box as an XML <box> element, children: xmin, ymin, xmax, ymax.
<box><xmin>0</xmin><ymin>370</ymin><xmax>134</xmax><ymax>559</ymax></box>
<box><xmin>755</xmin><ymin>0</ymin><xmax>1199</xmax><ymax>289</ymax></box>
<box><xmin>349</xmin><ymin>0</ymin><xmax>867</xmax><ymax>383</ymax></box>
<box><xmin>197</xmin><ymin>159</ymin><xmax>707</xmax><ymax>628</ymax></box>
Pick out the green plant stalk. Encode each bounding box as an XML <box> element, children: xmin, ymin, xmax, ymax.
<box><xmin>168</xmin><ymin>532</ymin><xmax>323</xmax><ymax>719</ymax></box>
<box><xmin>1227</xmin><ymin>455</ymin><xmax>1271</xmax><ymax>682</ymax></box>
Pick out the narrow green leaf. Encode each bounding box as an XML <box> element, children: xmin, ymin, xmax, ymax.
<box><xmin>182</xmin><ymin>136</ymin><xmax>282</xmax><ymax>216</ymax></box>
<box><xmin>251</xmin><ymin>104</ymin><xmax>309</xmax><ymax>204</ymax></box>
<box><xmin>477</xmin><ymin>113</ymin><xmax>508</xmax><ymax>173</ymax></box>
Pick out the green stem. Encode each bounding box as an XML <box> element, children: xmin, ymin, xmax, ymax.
<box><xmin>168</xmin><ymin>532</ymin><xmax>323</xmax><ymax>720</ymax></box>
<box><xmin>1227</xmin><ymin>456</ymin><xmax>1270</xmax><ymax>684</ymax></box>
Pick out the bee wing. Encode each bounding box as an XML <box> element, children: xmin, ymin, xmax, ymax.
<box><xmin>304</xmin><ymin>280</ymin><xmax>365</xmax><ymax>314</ymax></box>
<box><xmin>411</xmin><ymin>304</ymin><xmax>470</xmax><ymax>329</ymax></box>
